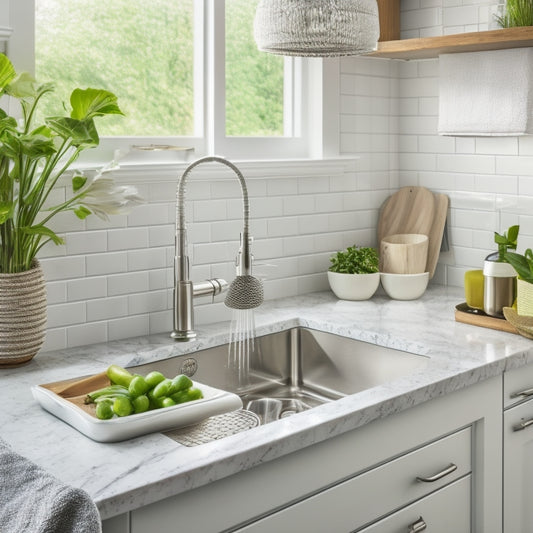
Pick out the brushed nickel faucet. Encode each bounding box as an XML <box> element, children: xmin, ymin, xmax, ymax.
<box><xmin>171</xmin><ymin>156</ymin><xmax>263</xmax><ymax>341</ymax></box>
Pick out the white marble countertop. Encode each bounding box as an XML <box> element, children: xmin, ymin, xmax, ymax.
<box><xmin>3</xmin><ymin>285</ymin><xmax>533</xmax><ymax>520</ymax></box>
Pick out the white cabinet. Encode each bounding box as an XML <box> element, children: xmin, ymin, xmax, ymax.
<box><xmin>503</xmin><ymin>364</ymin><xmax>533</xmax><ymax>533</ymax></box>
<box><xmin>234</xmin><ymin>429</ymin><xmax>472</xmax><ymax>533</ymax></box>
<box><xmin>125</xmin><ymin>376</ymin><xmax>501</xmax><ymax>533</ymax></box>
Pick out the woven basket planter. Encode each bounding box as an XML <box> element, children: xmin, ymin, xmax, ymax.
<box><xmin>517</xmin><ymin>278</ymin><xmax>533</xmax><ymax>317</ymax></box>
<box><xmin>0</xmin><ymin>261</ymin><xmax>47</xmax><ymax>367</ymax></box>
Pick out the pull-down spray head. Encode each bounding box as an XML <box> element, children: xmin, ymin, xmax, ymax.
<box><xmin>224</xmin><ymin>232</ymin><xmax>264</xmax><ymax>310</ymax></box>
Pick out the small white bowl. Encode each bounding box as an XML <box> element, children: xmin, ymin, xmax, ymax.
<box><xmin>327</xmin><ymin>271</ymin><xmax>380</xmax><ymax>301</ymax></box>
<box><xmin>380</xmin><ymin>272</ymin><xmax>429</xmax><ymax>300</ymax></box>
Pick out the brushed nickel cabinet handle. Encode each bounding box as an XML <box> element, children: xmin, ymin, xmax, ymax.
<box><xmin>416</xmin><ymin>463</ymin><xmax>457</xmax><ymax>483</ymax></box>
<box><xmin>513</xmin><ymin>418</ymin><xmax>533</xmax><ymax>431</ymax></box>
<box><xmin>511</xmin><ymin>388</ymin><xmax>533</xmax><ymax>399</ymax></box>
<box><xmin>408</xmin><ymin>516</ymin><xmax>427</xmax><ymax>532</ymax></box>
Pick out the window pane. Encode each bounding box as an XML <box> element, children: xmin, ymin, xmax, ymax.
<box><xmin>225</xmin><ymin>0</ymin><xmax>284</xmax><ymax>137</ymax></box>
<box><xmin>35</xmin><ymin>0</ymin><xmax>195</xmax><ymax>136</ymax></box>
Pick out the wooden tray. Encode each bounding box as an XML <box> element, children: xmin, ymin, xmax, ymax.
<box><xmin>455</xmin><ymin>303</ymin><xmax>518</xmax><ymax>334</ymax></box>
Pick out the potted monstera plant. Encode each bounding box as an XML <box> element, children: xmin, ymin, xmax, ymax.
<box><xmin>0</xmin><ymin>53</ymin><xmax>142</xmax><ymax>366</ymax></box>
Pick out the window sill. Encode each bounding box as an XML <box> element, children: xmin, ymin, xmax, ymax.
<box><xmin>110</xmin><ymin>157</ymin><xmax>360</xmax><ymax>182</ymax></box>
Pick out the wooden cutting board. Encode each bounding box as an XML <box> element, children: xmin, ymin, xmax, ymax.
<box><xmin>378</xmin><ymin>186</ymin><xmax>435</xmax><ymax>243</ymax></box>
<box><xmin>427</xmin><ymin>192</ymin><xmax>449</xmax><ymax>279</ymax></box>
<box><xmin>378</xmin><ymin>186</ymin><xmax>449</xmax><ymax>279</ymax></box>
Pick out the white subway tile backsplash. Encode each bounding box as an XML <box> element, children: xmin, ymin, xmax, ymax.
<box><xmin>47</xmin><ymin>302</ymin><xmax>86</xmax><ymax>328</ymax></box>
<box><xmin>108</xmin><ymin>315</ymin><xmax>150</xmax><ymax>341</ymax></box>
<box><xmin>41</xmin><ymin>256</ymin><xmax>86</xmax><ymax>281</ymax></box>
<box><xmin>87</xmin><ymin>296</ymin><xmax>128</xmax><ymax>322</ymax></box>
<box><xmin>108</xmin><ymin>271</ymin><xmax>150</xmax><ymax>296</ymax></box>
<box><xmin>67</xmin><ymin>322</ymin><xmax>107</xmax><ymax>348</ymax></box>
<box><xmin>67</xmin><ymin>277</ymin><xmax>107</xmax><ymax>302</ymax></box>
<box><xmin>108</xmin><ymin>227</ymin><xmax>149</xmax><ymax>251</ymax></box>
<box><xmin>86</xmin><ymin>252</ymin><xmax>127</xmax><ymax>276</ymax></box>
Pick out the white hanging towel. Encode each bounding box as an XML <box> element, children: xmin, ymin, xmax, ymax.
<box><xmin>438</xmin><ymin>47</ymin><xmax>533</xmax><ymax>136</ymax></box>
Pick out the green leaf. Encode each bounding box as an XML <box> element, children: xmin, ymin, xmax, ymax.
<box><xmin>73</xmin><ymin>205</ymin><xmax>92</xmax><ymax>219</ymax></box>
<box><xmin>0</xmin><ymin>201</ymin><xmax>14</xmax><ymax>224</ymax></box>
<box><xmin>20</xmin><ymin>224</ymin><xmax>64</xmax><ymax>246</ymax></box>
<box><xmin>72</xmin><ymin>175</ymin><xmax>87</xmax><ymax>192</ymax></box>
<box><xmin>46</xmin><ymin>116</ymin><xmax>99</xmax><ymax>147</ymax></box>
<box><xmin>69</xmin><ymin>88</ymin><xmax>123</xmax><ymax>120</ymax></box>
<box><xmin>504</xmin><ymin>251</ymin><xmax>533</xmax><ymax>282</ymax></box>
<box><xmin>0</xmin><ymin>54</ymin><xmax>16</xmax><ymax>94</ymax></box>
<box><xmin>508</xmin><ymin>225</ymin><xmax>520</xmax><ymax>244</ymax></box>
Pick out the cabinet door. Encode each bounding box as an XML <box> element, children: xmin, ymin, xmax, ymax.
<box><xmin>504</xmin><ymin>400</ymin><xmax>533</xmax><ymax>533</ymax></box>
<box><xmin>359</xmin><ymin>476</ymin><xmax>471</xmax><ymax>533</ymax></box>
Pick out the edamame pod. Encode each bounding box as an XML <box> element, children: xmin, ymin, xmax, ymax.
<box><xmin>168</xmin><ymin>374</ymin><xmax>193</xmax><ymax>396</ymax></box>
<box><xmin>106</xmin><ymin>364</ymin><xmax>134</xmax><ymax>388</ymax></box>
<box><xmin>113</xmin><ymin>396</ymin><xmax>134</xmax><ymax>417</ymax></box>
<box><xmin>145</xmin><ymin>371</ymin><xmax>166</xmax><ymax>388</ymax></box>
<box><xmin>85</xmin><ymin>384</ymin><xmax>130</xmax><ymax>404</ymax></box>
<box><xmin>132</xmin><ymin>395</ymin><xmax>150</xmax><ymax>414</ymax></box>
<box><xmin>95</xmin><ymin>399</ymin><xmax>114</xmax><ymax>420</ymax></box>
<box><xmin>171</xmin><ymin>387</ymin><xmax>203</xmax><ymax>404</ymax></box>
<box><xmin>152</xmin><ymin>378</ymin><xmax>173</xmax><ymax>399</ymax></box>
<box><xmin>128</xmin><ymin>375</ymin><xmax>150</xmax><ymax>397</ymax></box>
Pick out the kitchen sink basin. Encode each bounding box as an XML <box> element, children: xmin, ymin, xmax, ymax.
<box><xmin>132</xmin><ymin>328</ymin><xmax>428</xmax><ymax>424</ymax></box>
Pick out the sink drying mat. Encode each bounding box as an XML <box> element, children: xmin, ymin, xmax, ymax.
<box><xmin>164</xmin><ymin>409</ymin><xmax>260</xmax><ymax>447</ymax></box>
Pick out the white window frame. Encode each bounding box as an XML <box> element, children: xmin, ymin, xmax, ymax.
<box><xmin>5</xmin><ymin>0</ymin><xmax>339</xmax><ymax>163</ymax></box>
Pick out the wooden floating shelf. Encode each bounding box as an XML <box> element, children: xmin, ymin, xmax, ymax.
<box><xmin>368</xmin><ymin>26</ymin><xmax>533</xmax><ymax>60</ymax></box>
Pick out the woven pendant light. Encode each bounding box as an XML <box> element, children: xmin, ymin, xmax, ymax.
<box><xmin>254</xmin><ymin>0</ymin><xmax>380</xmax><ymax>57</ymax></box>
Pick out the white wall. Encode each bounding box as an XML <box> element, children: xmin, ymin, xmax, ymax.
<box><xmin>36</xmin><ymin>1</ymin><xmax>533</xmax><ymax>350</ymax></box>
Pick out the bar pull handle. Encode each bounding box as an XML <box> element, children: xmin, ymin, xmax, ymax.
<box><xmin>511</xmin><ymin>388</ymin><xmax>533</xmax><ymax>399</ymax></box>
<box><xmin>416</xmin><ymin>463</ymin><xmax>457</xmax><ymax>483</ymax></box>
<box><xmin>513</xmin><ymin>418</ymin><xmax>533</xmax><ymax>432</ymax></box>
<box><xmin>408</xmin><ymin>516</ymin><xmax>427</xmax><ymax>532</ymax></box>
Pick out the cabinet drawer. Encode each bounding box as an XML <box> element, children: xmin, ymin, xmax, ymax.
<box><xmin>359</xmin><ymin>476</ymin><xmax>471</xmax><ymax>533</ymax></box>
<box><xmin>235</xmin><ymin>428</ymin><xmax>471</xmax><ymax>533</ymax></box>
<box><xmin>504</xmin><ymin>364</ymin><xmax>533</xmax><ymax>409</ymax></box>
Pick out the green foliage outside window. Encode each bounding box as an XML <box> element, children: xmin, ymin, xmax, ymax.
<box><xmin>35</xmin><ymin>0</ymin><xmax>284</xmax><ymax>139</ymax></box>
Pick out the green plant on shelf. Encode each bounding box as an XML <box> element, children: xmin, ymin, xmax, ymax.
<box><xmin>495</xmin><ymin>0</ymin><xmax>533</xmax><ymax>28</ymax></box>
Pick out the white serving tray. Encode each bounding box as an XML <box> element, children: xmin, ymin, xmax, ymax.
<box><xmin>32</xmin><ymin>381</ymin><xmax>243</xmax><ymax>443</ymax></box>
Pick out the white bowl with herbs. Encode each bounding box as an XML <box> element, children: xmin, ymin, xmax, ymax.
<box><xmin>328</xmin><ymin>246</ymin><xmax>380</xmax><ymax>301</ymax></box>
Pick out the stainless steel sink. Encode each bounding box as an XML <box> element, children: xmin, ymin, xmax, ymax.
<box><xmin>132</xmin><ymin>328</ymin><xmax>428</xmax><ymax>424</ymax></box>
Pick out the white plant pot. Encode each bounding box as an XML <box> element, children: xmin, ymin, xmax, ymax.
<box><xmin>327</xmin><ymin>271</ymin><xmax>380</xmax><ymax>301</ymax></box>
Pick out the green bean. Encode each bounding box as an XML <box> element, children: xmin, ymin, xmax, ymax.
<box><xmin>145</xmin><ymin>371</ymin><xmax>166</xmax><ymax>388</ymax></box>
<box><xmin>84</xmin><ymin>384</ymin><xmax>130</xmax><ymax>404</ymax></box>
<box><xmin>132</xmin><ymin>395</ymin><xmax>150</xmax><ymax>414</ymax></box>
<box><xmin>106</xmin><ymin>364</ymin><xmax>134</xmax><ymax>388</ymax></box>
<box><xmin>152</xmin><ymin>378</ymin><xmax>173</xmax><ymax>399</ymax></box>
<box><xmin>128</xmin><ymin>375</ymin><xmax>150</xmax><ymax>397</ymax></box>
<box><xmin>171</xmin><ymin>387</ymin><xmax>203</xmax><ymax>404</ymax></box>
<box><xmin>113</xmin><ymin>396</ymin><xmax>134</xmax><ymax>417</ymax></box>
<box><xmin>168</xmin><ymin>374</ymin><xmax>193</xmax><ymax>396</ymax></box>
<box><xmin>95</xmin><ymin>399</ymin><xmax>114</xmax><ymax>420</ymax></box>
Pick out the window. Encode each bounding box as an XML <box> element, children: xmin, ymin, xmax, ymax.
<box><xmin>16</xmin><ymin>0</ymin><xmax>313</xmax><ymax>162</ymax></box>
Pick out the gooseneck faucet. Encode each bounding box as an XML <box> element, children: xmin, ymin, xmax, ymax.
<box><xmin>171</xmin><ymin>156</ymin><xmax>264</xmax><ymax>341</ymax></box>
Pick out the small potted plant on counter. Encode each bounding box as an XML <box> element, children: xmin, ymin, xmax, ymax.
<box><xmin>327</xmin><ymin>245</ymin><xmax>380</xmax><ymax>301</ymax></box>
<box><xmin>483</xmin><ymin>225</ymin><xmax>519</xmax><ymax>317</ymax></box>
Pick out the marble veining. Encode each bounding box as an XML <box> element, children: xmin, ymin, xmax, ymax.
<box><xmin>2</xmin><ymin>285</ymin><xmax>532</xmax><ymax>520</ymax></box>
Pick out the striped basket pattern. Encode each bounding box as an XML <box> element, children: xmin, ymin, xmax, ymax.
<box><xmin>0</xmin><ymin>261</ymin><xmax>47</xmax><ymax>367</ymax></box>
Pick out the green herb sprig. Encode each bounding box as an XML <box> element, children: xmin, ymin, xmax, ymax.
<box><xmin>329</xmin><ymin>245</ymin><xmax>379</xmax><ymax>274</ymax></box>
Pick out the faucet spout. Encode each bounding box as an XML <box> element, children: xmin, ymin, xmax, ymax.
<box><xmin>171</xmin><ymin>156</ymin><xmax>263</xmax><ymax>342</ymax></box>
